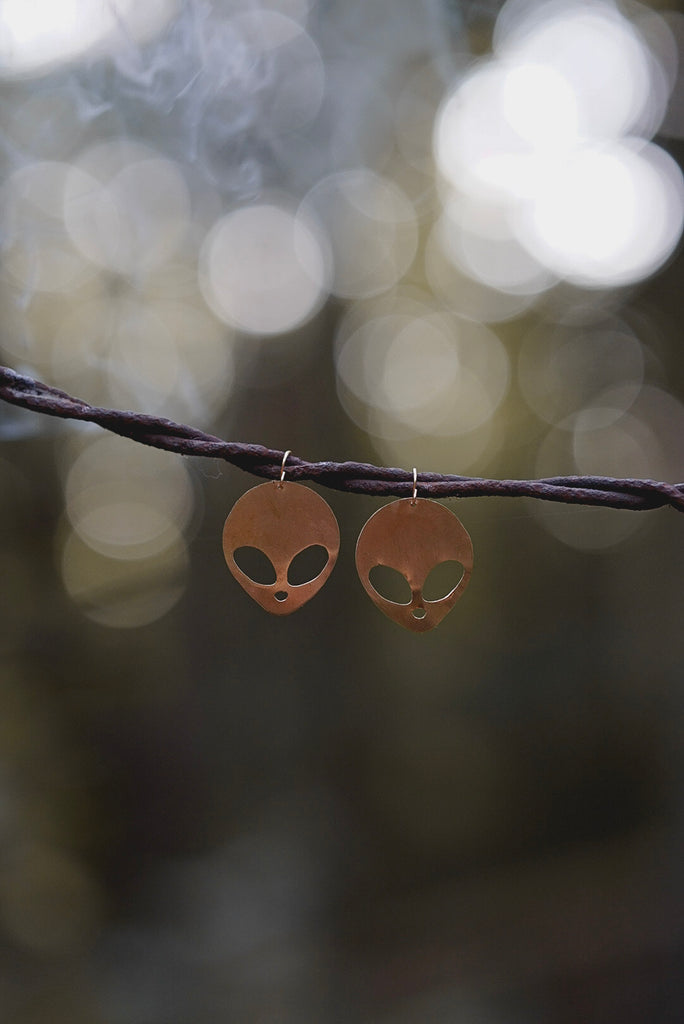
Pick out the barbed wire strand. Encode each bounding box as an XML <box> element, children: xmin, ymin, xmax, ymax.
<box><xmin>1</xmin><ymin>364</ymin><xmax>684</xmax><ymax>512</ymax></box>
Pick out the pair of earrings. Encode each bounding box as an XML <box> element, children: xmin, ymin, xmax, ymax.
<box><xmin>222</xmin><ymin>454</ymin><xmax>473</xmax><ymax>633</ymax></box>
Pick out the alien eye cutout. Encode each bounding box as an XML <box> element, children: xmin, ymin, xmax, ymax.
<box><xmin>287</xmin><ymin>545</ymin><xmax>329</xmax><ymax>586</ymax></box>
<box><xmin>233</xmin><ymin>546</ymin><xmax>277</xmax><ymax>585</ymax></box>
<box><xmin>368</xmin><ymin>564</ymin><xmax>412</xmax><ymax>605</ymax></box>
<box><xmin>422</xmin><ymin>560</ymin><xmax>465</xmax><ymax>602</ymax></box>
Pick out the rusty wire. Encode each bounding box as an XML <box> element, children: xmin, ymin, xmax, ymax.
<box><xmin>1</xmin><ymin>364</ymin><xmax>684</xmax><ymax>512</ymax></box>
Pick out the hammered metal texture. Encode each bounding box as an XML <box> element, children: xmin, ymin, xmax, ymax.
<box><xmin>223</xmin><ymin>481</ymin><xmax>340</xmax><ymax>615</ymax></box>
<box><xmin>355</xmin><ymin>498</ymin><xmax>473</xmax><ymax>632</ymax></box>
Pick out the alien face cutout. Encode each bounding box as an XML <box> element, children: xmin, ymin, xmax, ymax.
<box><xmin>222</xmin><ymin>481</ymin><xmax>339</xmax><ymax>615</ymax></box>
<box><xmin>355</xmin><ymin>498</ymin><xmax>473</xmax><ymax>632</ymax></box>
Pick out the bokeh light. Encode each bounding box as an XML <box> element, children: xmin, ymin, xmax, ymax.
<box><xmin>515</xmin><ymin>140</ymin><xmax>684</xmax><ymax>287</ymax></box>
<box><xmin>0</xmin><ymin>0</ymin><xmax>175</xmax><ymax>78</ymax></box>
<box><xmin>334</xmin><ymin>293</ymin><xmax>510</xmax><ymax>470</ymax></box>
<box><xmin>300</xmin><ymin>169</ymin><xmax>418</xmax><ymax>299</ymax></box>
<box><xmin>435</xmin><ymin>194</ymin><xmax>553</xmax><ymax>297</ymax></box>
<box><xmin>64</xmin><ymin>435</ymin><xmax>195</xmax><ymax>561</ymax></box>
<box><xmin>51</xmin><ymin>290</ymin><xmax>234</xmax><ymax>419</ymax></box>
<box><xmin>530</xmin><ymin>501</ymin><xmax>647</xmax><ymax>552</ymax></box>
<box><xmin>1</xmin><ymin>161</ymin><xmax>96</xmax><ymax>294</ymax></box>
<box><xmin>425</xmin><ymin>218</ymin><xmax>540</xmax><ymax>322</ymax></box>
<box><xmin>53</xmin><ymin>294</ymin><xmax>182</xmax><ymax>411</ymax></box>
<box><xmin>55</xmin><ymin>433</ymin><xmax>195</xmax><ymax>626</ymax></box>
<box><xmin>532</xmin><ymin>383</ymin><xmax>684</xmax><ymax>549</ymax></box>
<box><xmin>495</xmin><ymin>1</ymin><xmax>665</xmax><ymax>138</ymax></box>
<box><xmin>518</xmin><ymin>316</ymin><xmax>645</xmax><ymax>427</ymax></box>
<box><xmin>433</xmin><ymin>0</ymin><xmax>684</xmax><ymax>291</ymax></box>
<box><xmin>228</xmin><ymin>10</ymin><xmax>325</xmax><ymax>132</ymax></box>
<box><xmin>60</xmin><ymin>527</ymin><xmax>188</xmax><ymax>628</ymax></box>
<box><xmin>199</xmin><ymin>201</ymin><xmax>329</xmax><ymax>336</ymax></box>
<box><xmin>64</xmin><ymin>145</ymin><xmax>191</xmax><ymax>275</ymax></box>
<box><xmin>336</xmin><ymin>298</ymin><xmax>509</xmax><ymax>436</ymax></box>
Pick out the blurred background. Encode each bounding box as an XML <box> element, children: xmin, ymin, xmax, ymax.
<box><xmin>1</xmin><ymin>0</ymin><xmax>684</xmax><ymax>1020</ymax></box>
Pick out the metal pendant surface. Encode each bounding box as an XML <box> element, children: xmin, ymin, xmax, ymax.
<box><xmin>222</xmin><ymin>480</ymin><xmax>340</xmax><ymax>615</ymax></box>
<box><xmin>355</xmin><ymin>498</ymin><xmax>473</xmax><ymax>633</ymax></box>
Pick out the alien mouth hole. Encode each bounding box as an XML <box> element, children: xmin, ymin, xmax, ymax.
<box><xmin>274</xmin><ymin>591</ymin><xmax>288</xmax><ymax>602</ymax></box>
<box><xmin>412</xmin><ymin>608</ymin><xmax>427</xmax><ymax>619</ymax></box>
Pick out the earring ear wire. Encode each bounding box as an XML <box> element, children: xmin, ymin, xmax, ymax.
<box><xmin>279</xmin><ymin>449</ymin><xmax>291</xmax><ymax>487</ymax></box>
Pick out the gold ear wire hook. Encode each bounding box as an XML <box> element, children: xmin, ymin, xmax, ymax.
<box><xmin>279</xmin><ymin>450</ymin><xmax>291</xmax><ymax>488</ymax></box>
<box><xmin>411</xmin><ymin>467</ymin><xmax>418</xmax><ymax>505</ymax></box>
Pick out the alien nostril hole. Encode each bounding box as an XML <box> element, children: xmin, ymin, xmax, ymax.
<box><xmin>412</xmin><ymin>608</ymin><xmax>427</xmax><ymax>619</ymax></box>
<box><xmin>274</xmin><ymin>591</ymin><xmax>288</xmax><ymax>602</ymax></box>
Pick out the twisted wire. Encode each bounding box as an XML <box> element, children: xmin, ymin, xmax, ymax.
<box><xmin>2</xmin><ymin>364</ymin><xmax>683</xmax><ymax>512</ymax></box>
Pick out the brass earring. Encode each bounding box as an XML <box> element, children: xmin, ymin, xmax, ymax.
<box><xmin>355</xmin><ymin>469</ymin><xmax>473</xmax><ymax>633</ymax></box>
<box><xmin>223</xmin><ymin>451</ymin><xmax>340</xmax><ymax>615</ymax></box>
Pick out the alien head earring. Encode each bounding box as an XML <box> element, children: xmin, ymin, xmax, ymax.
<box><xmin>223</xmin><ymin>451</ymin><xmax>340</xmax><ymax>615</ymax></box>
<box><xmin>355</xmin><ymin>469</ymin><xmax>473</xmax><ymax>633</ymax></box>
